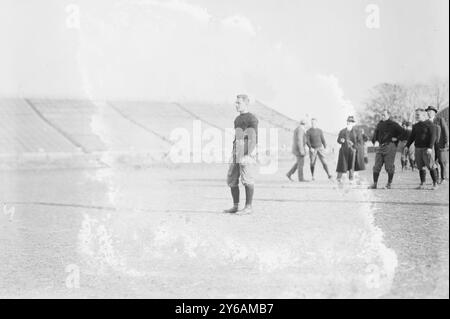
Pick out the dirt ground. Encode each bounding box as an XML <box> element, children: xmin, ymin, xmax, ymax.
<box><xmin>0</xmin><ymin>153</ymin><xmax>448</xmax><ymax>299</ymax></box>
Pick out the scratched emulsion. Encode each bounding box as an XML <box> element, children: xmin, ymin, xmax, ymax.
<box><xmin>64</xmin><ymin>114</ymin><xmax>400</xmax><ymax>299</ymax></box>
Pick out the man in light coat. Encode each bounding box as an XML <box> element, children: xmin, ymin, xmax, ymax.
<box><xmin>286</xmin><ymin>119</ymin><xmax>308</xmax><ymax>182</ymax></box>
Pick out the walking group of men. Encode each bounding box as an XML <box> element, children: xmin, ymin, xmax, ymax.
<box><xmin>223</xmin><ymin>94</ymin><xmax>448</xmax><ymax>215</ymax></box>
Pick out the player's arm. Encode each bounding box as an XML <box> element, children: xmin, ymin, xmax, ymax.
<box><xmin>306</xmin><ymin>130</ymin><xmax>312</xmax><ymax>149</ymax></box>
<box><xmin>428</xmin><ymin>125</ymin><xmax>437</xmax><ymax>149</ymax></box>
<box><xmin>320</xmin><ymin>130</ymin><xmax>327</xmax><ymax>149</ymax></box>
<box><xmin>405</xmin><ymin>126</ymin><xmax>416</xmax><ymax>148</ymax></box>
<box><xmin>246</xmin><ymin>116</ymin><xmax>259</xmax><ymax>156</ymax></box>
<box><xmin>372</xmin><ymin>125</ymin><xmax>378</xmax><ymax>145</ymax></box>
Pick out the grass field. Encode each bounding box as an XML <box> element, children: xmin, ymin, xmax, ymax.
<box><xmin>0</xmin><ymin>153</ymin><xmax>448</xmax><ymax>298</ymax></box>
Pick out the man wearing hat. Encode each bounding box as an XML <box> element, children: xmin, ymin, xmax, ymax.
<box><xmin>426</xmin><ymin>105</ymin><xmax>449</xmax><ymax>183</ymax></box>
<box><xmin>405</xmin><ymin>108</ymin><xmax>438</xmax><ymax>190</ymax></box>
<box><xmin>287</xmin><ymin>119</ymin><xmax>308</xmax><ymax>182</ymax></box>
<box><xmin>223</xmin><ymin>94</ymin><xmax>259</xmax><ymax>215</ymax></box>
<box><xmin>306</xmin><ymin>118</ymin><xmax>333</xmax><ymax>181</ymax></box>
<box><xmin>336</xmin><ymin>116</ymin><xmax>365</xmax><ymax>182</ymax></box>
<box><xmin>368</xmin><ymin>110</ymin><xmax>405</xmax><ymax>189</ymax></box>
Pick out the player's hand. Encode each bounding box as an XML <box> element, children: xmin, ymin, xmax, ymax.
<box><xmin>340</xmin><ymin>138</ymin><xmax>345</xmax><ymax>143</ymax></box>
<box><xmin>404</xmin><ymin>146</ymin><xmax>409</xmax><ymax>153</ymax></box>
<box><xmin>426</xmin><ymin>148</ymin><xmax>433</xmax><ymax>155</ymax></box>
<box><xmin>392</xmin><ymin>137</ymin><xmax>398</xmax><ymax>142</ymax></box>
<box><xmin>348</xmin><ymin>140</ymin><xmax>354</xmax><ymax>147</ymax></box>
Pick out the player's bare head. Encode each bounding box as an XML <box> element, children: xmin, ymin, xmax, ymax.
<box><xmin>415</xmin><ymin>108</ymin><xmax>426</xmax><ymax>121</ymax></box>
<box><xmin>235</xmin><ymin>94</ymin><xmax>250</xmax><ymax>113</ymax></box>
<box><xmin>381</xmin><ymin>109</ymin><xmax>390</xmax><ymax>121</ymax></box>
<box><xmin>311</xmin><ymin>118</ymin><xmax>318</xmax><ymax>128</ymax></box>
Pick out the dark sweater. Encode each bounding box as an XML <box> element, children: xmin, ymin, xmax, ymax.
<box><xmin>233</xmin><ymin>112</ymin><xmax>259</xmax><ymax>157</ymax></box>
<box><xmin>306</xmin><ymin>128</ymin><xmax>326</xmax><ymax>149</ymax></box>
<box><xmin>406</xmin><ymin>121</ymin><xmax>437</xmax><ymax>149</ymax></box>
<box><xmin>372</xmin><ymin>119</ymin><xmax>405</xmax><ymax>145</ymax></box>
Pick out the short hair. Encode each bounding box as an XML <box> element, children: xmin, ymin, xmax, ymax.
<box><xmin>237</xmin><ymin>94</ymin><xmax>250</xmax><ymax>104</ymax></box>
<box><xmin>415</xmin><ymin>108</ymin><xmax>425</xmax><ymax>112</ymax></box>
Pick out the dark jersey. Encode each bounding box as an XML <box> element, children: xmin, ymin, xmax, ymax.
<box><xmin>306</xmin><ymin>128</ymin><xmax>326</xmax><ymax>149</ymax></box>
<box><xmin>406</xmin><ymin>121</ymin><xmax>437</xmax><ymax>149</ymax></box>
<box><xmin>233</xmin><ymin>112</ymin><xmax>258</xmax><ymax>158</ymax></box>
<box><xmin>372</xmin><ymin>119</ymin><xmax>404</xmax><ymax>145</ymax></box>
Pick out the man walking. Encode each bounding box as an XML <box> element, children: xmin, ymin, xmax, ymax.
<box><xmin>223</xmin><ymin>94</ymin><xmax>258</xmax><ymax>215</ymax></box>
<box><xmin>306</xmin><ymin>118</ymin><xmax>332</xmax><ymax>181</ymax></box>
<box><xmin>286</xmin><ymin>119</ymin><xmax>308</xmax><ymax>182</ymax></box>
<box><xmin>426</xmin><ymin>106</ymin><xmax>449</xmax><ymax>184</ymax></box>
<box><xmin>368</xmin><ymin>110</ymin><xmax>405</xmax><ymax>189</ymax></box>
<box><xmin>405</xmin><ymin>108</ymin><xmax>438</xmax><ymax>190</ymax></box>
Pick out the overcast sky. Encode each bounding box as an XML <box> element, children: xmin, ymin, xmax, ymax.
<box><xmin>0</xmin><ymin>0</ymin><xmax>448</xmax><ymax>130</ymax></box>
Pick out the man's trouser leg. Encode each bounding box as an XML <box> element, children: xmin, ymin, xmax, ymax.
<box><xmin>287</xmin><ymin>160</ymin><xmax>298</xmax><ymax>177</ymax></box>
<box><xmin>240</xmin><ymin>162</ymin><xmax>256</xmax><ymax>208</ymax></box>
<box><xmin>297</xmin><ymin>155</ymin><xmax>305</xmax><ymax>181</ymax></box>
<box><xmin>226</xmin><ymin>163</ymin><xmax>240</xmax><ymax>211</ymax></box>
<box><xmin>384</xmin><ymin>143</ymin><xmax>397</xmax><ymax>185</ymax></box>
<box><xmin>309</xmin><ymin>150</ymin><xmax>318</xmax><ymax>178</ymax></box>
<box><xmin>372</xmin><ymin>146</ymin><xmax>386</xmax><ymax>185</ymax></box>
<box><xmin>440</xmin><ymin>149</ymin><xmax>449</xmax><ymax>180</ymax></box>
<box><xmin>317</xmin><ymin>148</ymin><xmax>331</xmax><ymax>178</ymax></box>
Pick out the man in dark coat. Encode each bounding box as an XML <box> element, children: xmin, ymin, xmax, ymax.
<box><xmin>405</xmin><ymin>108</ymin><xmax>438</xmax><ymax>190</ymax></box>
<box><xmin>336</xmin><ymin>116</ymin><xmax>365</xmax><ymax>183</ymax></box>
<box><xmin>368</xmin><ymin>110</ymin><xmax>405</xmax><ymax>189</ymax></box>
<box><xmin>286</xmin><ymin>119</ymin><xmax>308</xmax><ymax>182</ymax></box>
<box><xmin>426</xmin><ymin>106</ymin><xmax>449</xmax><ymax>183</ymax></box>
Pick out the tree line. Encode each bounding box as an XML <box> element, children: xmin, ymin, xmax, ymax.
<box><xmin>357</xmin><ymin>78</ymin><xmax>449</xmax><ymax>135</ymax></box>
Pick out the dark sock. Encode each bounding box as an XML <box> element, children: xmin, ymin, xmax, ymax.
<box><xmin>388</xmin><ymin>173</ymin><xmax>394</xmax><ymax>184</ymax></box>
<box><xmin>244</xmin><ymin>185</ymin><xmax>254</xmax><ymax>207</ymax></box>
<box><xmin>419</xmin><ymin>170</ymin><xmax>426</xmax><ymax>184</ymax></box>
<box><xmin>310</xmin><ymin>166</ymin><xmax>315</xmax><ymax>178</ymax></box>
<box><xmin>373</xmin><ymin>172</ymin><xmax>380</xmax><ymax>184</ymax></box>
<box><xmin>430</xmin><ymin>169</ymin><xmax>437</xmax><ymax>185</ymax></box>
<box><xmin>230</xmin><ymin>187</ymin><xmax>240</xmax><ymax>206</ymax></box>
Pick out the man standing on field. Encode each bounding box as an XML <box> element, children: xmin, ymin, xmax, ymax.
<box><xmin>223</xmin><ymin>95</ymin><xmax>259</xmax><ymax>215</ymax></box>
<box><xmin>306</xmin><ymin>118</ymin><xmax>333</xmax><ymax>181</ymax></box>
<box><xmin>405</xmin><ymin>108</ymin><xmax>438</xmax><ymax>190</ymax></box>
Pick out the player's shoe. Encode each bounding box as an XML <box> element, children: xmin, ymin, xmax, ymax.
<box><xmin>431</xmin><ymin>184</ymin><xmax>439</xmax><ymax>191</ymax></box>
<box><xmin>415</xmin><ymin>184</ymin><xmax>426</xmax><ymax>190</ymax></box>
<box><xmin>237</xmin><ymin>206</ymin><xmax>253</xmax><ymax>215</ymax></box>
<box><xmin>286</xmin><ymin>173</ymin><xmax>294</xmax><ymax>182</ymax></box>
<box><xmin>384</xmin><ymin>183</ymin><xmax>392</xmax><ymax>189</ymax></box>
<box><xmin>223</xmin><ymin>206</ymin><xmax>239</xmax><ymax>214</ymax></box>
<box><xmin>368</xmin><ymin>183</ymin><xmax>377</xmax><ymax>189</ymax></box>
<box><xmin>298</xmin><ymin>179</ymin><xmax>310</xmax><ymax>183</ymax></box>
